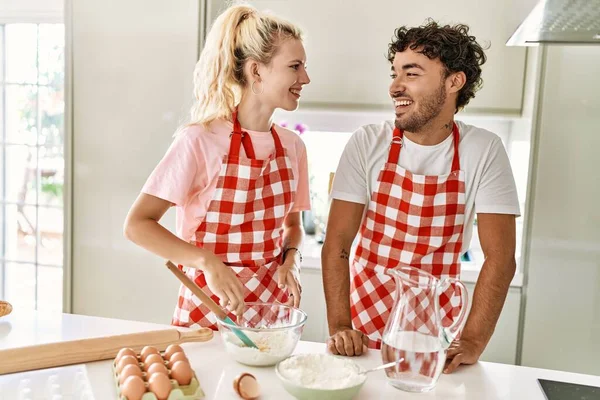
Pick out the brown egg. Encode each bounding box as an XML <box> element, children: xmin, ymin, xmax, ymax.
<box><xmin>115</xmin><ymin>348</ymin><xmax>137</xmax><ymax>364</ymax></box>
<box><xmin>170</xmin><ymin>360</ymin><xmax>193</xmax><ymax>385</ymax></box>
<box><xmin>119</xmin><ymin>363</ymin><xmax>143</xmax><ymax>385</ymax></box>
<box><xmin>233</xmin><ymin>373</ymin><xmax>260</xmax><ymax>400</ymax></box>
<box><xmin>116</xmin><ymin>355</ymin><xmax>139</xmax><ymax>374</ymax></box>
<box><xmin>140</xmin><ymin>346</ymin><xmax>160</xmax><ymax>361</ymax></box>
<box><xmin>168</xmin><ymin>352</ymin><xmax>187</xmax><ymax>366</ymax></box>
<box><xmin>163</xmin><ymin>344</ymin><xmax>184</xmax><ymax>360</ymax></box>
<box><xmin>146</xmin><ymin>362</ymin><xmax>168</xmax><ymax>377</ymax></box>
<box><xmin>120</xmin><ymin>375</ymin><xmax>147</xmax><ymax>400</ymax></box>
<box><xmin>148</xmin><ymin>372</ymin><xmax>172</xmax><ymax>400</ymax></box>
<box><xmin>143</xmin><ymin>354</ymin><xmax>164</xmax><ymax>370</ymax></box>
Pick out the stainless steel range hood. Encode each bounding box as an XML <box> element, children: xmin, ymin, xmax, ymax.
<box><xmin>506</xmin><ymin>0</ymin><xmax>600</xmax><ymax>46</ymax></box>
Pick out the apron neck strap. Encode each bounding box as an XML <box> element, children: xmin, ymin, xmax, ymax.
<box><xmin>388</xmin><ymin>127</ymin><xmax>403</xmax><ymax>164</ymax></box>
<box><xmin>450</xmin><ymin>123</ymin><xmax>460</xmax><ymax>171</ymax></box>
<box><xmin>229</xmin><ymin>110</ymin><xmax>285</xmax><ymax>159</ymax></box>
<box><xmin>388</xmin><ymin>123</ymin><xmax>461</xmax><ymax>171</ymax></box>
<box><xmin>230</xmin><ymin>110</ymin><xmax>256</xmax><ymax>159</ymax></box>
<box><xmin>271</xmin><ymin>126</ymin><xmax>285</xmax><ymax>157</ymax></box>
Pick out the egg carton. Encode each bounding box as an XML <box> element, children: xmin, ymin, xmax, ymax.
<box><xmin>0</xmin><ymin>364</ymin><xmax>95</xmax><ymax>400</ymax></box>
<box><xmin>111</xmin><ymin>351</ymin><xmax>204</xmax><ymax>400</ymax></box>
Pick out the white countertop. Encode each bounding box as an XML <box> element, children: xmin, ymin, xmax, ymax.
<box><xmin>2</xmin><ymin>311</ymin><xmax>599</xmax><ymax>399</ymax></box>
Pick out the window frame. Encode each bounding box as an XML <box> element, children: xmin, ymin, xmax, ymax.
<box><xmin>0</xmin><ymin>1</ymin><xmax>69</xmax><ymax>312</ymax></box>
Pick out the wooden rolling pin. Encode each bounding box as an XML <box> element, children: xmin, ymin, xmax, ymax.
<box><xmin>0</xmin><ymin>301</ymin><xmax>12</xmax><ymax>317</ymax></box>
<box><xmin>0</xmin><ymin>326</ymin><xmax>213</xmax><ymax>375</ymax></box>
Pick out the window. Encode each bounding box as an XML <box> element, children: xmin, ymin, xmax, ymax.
<box><xmin>0</xmin><ymin>23</ymin><xmax>65</xmax><ymax>311</ymax></box>
<box><xmin>300</xmin><ymin>130</ymin><xmax>353</xmax><ymax>242</ymax></box>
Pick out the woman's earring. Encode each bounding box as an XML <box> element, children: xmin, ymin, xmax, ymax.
<box><xmin>251</xmin><ymin>80</ymin><xmax>264</xmax><ymax>95</ymax></box>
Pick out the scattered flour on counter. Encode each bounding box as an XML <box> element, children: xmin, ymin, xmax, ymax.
<box><xmin>222</xmin><ymin>330</ymin><xmax>298</xmax><ymax>366</ymax></box>
<box><xmin>278</xmin><ymin>354</ymin><xmax>366</xmax><ymax>389</ymax></box>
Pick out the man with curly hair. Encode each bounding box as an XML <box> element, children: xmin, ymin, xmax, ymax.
<box><xmin>322</xmin><ymin>21</ymin><xmax>520</xmax><ymax>374</ymax></box>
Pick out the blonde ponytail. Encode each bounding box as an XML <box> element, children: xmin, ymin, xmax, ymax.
<box><xmin>188</xmin><ymin>3</ymin><xmax>302</xmax><ymax>128</ymax></box>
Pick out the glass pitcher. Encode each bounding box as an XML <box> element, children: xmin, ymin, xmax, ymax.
<box><xmin>381</xmin><ymin>266</ymin><xmax>469</xmax><ymax>393</ymax></box>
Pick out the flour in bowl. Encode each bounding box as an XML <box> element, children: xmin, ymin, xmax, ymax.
<box><xmin>222</xmin><ymin>330</ymin><xmax>299</xmax><ymax>366</ymax></box>
<box><xmin>278</xmin><ymin>354</ymin><xmax>366</xmax><ymax>389</ymax></box>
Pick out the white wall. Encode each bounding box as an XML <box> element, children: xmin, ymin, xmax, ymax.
<box><xmin>520</xmin><ymin>46</ymin><xmax>600</xmax><ymax>375</ymax></box>
<box><xmin>71</xmin><ymin>0</ymin><xmax>200</xmax><ymax>323</ymax></box>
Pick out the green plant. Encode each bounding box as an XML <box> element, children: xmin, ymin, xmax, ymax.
<box><xmin>41</xmin><ymin>176</ymin><xmax>63</xmax><ymax>198</ymax></box>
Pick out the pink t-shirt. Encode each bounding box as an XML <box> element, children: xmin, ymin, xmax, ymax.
<box><xmin>142</xmin><ymin>119</ymin><xmax>311</xmax><ymax>243</ymax></box>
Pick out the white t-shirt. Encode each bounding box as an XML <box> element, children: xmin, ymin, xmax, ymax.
<box><xmin>330</xmin><ymin>120</ymin><xmax>521</xmax><ymax>254</ymax></box>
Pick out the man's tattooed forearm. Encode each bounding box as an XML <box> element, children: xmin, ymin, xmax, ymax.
<box><xmin>340</xmin><ymin>249</ymin><xmax>350</xmax><ymax>260</ymax></box>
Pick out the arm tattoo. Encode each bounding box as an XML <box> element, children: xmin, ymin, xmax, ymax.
<box><xmin>340</xmin><ymin>249</ymin><xmax>350</xmax><ymax>260</ymax></box>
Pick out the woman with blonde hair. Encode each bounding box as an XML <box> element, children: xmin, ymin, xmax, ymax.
<box><xmin>124</xmin><ymin>4</ymin><xmax>311</xmax><ymax>329</ymax></box>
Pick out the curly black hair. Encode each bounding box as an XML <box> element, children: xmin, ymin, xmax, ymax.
<box><xmin>387</xmin><ymin>20</ymin><xmax>487</xmax><ymax>112</ymax></box>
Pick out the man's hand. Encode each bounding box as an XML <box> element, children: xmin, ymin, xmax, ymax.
<box><xmin>322</xmin><ymin>200</ymin><xmax>365</xmax><ymax>356</ymax></box>
<box><xmin>327</xmin><ymin>327</ymin><xmax>369</xmax><ymax>356</ymax></box>
<box><xmin>443</xmin><ymin>337</ymin><xmax>485</xmax><ymax>374</ymax></box>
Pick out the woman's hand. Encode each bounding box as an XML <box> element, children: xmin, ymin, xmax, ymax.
<box><xmin>277</xmin><ymin>258</ymin><xmax>302</xmax><ymax>307</ymax></box>
<box><xmin>196</xmin><ymin>252</ymin><xmax>246</xmax><ymax>316</ymax></box>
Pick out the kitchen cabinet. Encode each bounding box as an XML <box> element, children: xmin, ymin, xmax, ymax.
<box><xmin>299</xmin><ymin>268</ymin><xmax>329</xmax><ymax>342</ymax></box>
<box><xmin>207</xmin><ymin>0</ymin><xmax>535</xmax><ymax>115</ymax></box>
<box><xmin>465</xmin><ymin>284</ymin><xmax>521</xmax><ymax>365</ymax></box>
<box><xmin>299</xmin><ymin>268</ymin><xmax>522</xmax><ymax>365</ymax></box>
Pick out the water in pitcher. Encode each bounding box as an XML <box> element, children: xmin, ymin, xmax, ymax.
<box><xmin>381</xmin><ymin>330</ymin><xmax>446</xmax><ymax>392</ymax></box>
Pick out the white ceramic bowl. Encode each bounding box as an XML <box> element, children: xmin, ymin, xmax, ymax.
<box><xmin>275</xmin><ymin>354</ymin><xmax>367</xmax><ymax>400</ymax></box>
<box><xmin>216</xmin><ymin>302</ymin><xmax>307</xmax><ymax>367</ymax></box>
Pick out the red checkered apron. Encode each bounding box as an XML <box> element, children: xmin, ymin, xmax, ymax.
<box><xmin>350</xmin><ymin>123</ymin><xmax>466</xmax><ymax>349</ymax></box>
<box><xmin>172</xmin><ymin>112</ymin><xmax>295</xmax><ymax>329</ymax></box>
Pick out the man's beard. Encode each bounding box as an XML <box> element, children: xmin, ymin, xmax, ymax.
<box><xmin>394</xmin><ymin>83</ymin><xmax>447</xmax><ymax>133</ymax></box>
